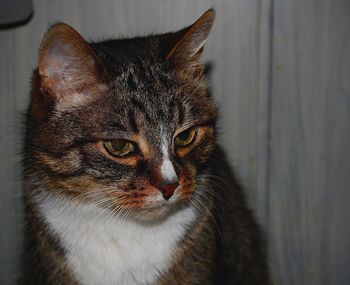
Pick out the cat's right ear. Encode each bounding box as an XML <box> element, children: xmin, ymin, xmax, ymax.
<box><xmin>160</xmin><ymin>9</ymin><xmax>215</xmax><ymax>78</ymax></box>
<box><xmin>38</xmin><ymin>23</ymin><xmax>105</xmax><ymax>108</ymax></box>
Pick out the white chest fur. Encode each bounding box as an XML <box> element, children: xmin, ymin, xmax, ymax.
<box><xmin>38</xmin><ymin>195</ymin><xmax>196</xmax><ymax>285</ymax></box>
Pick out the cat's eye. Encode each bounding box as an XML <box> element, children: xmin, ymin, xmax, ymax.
<box><xmin>175</xmin><ymin>128</ymin><xmax>196</xmax><ymax>146</ymax></box>
<box><xmin>104</xmin><ymin>139</ymin><xmax>135</xmax><ymax>157</ymax></box>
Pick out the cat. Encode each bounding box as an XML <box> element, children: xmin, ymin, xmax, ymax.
<box><xmin>21</xmin><ymin>8</ymin><xmax>271</xmax><ymax>285</ymax></box>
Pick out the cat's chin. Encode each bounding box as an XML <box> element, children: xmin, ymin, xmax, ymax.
<box><xmin>128</xmin><ymin>201</ymin><xmax>189</xmax><ymax>223</ymax></box>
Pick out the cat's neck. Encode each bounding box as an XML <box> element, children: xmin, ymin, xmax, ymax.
<box><xmin>36</xmin><ymin>192</ymin><xmax>197</xmax><ymax>285</ymax></box>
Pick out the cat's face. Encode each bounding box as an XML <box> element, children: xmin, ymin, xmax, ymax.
<box><xmin>28</xmin><ymin>10</ymin><xmax>216</xmax><ymax>221</ymax></box>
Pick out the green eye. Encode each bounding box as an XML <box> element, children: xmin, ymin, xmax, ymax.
<box><xmin>175</xmin><ymin>128</ymin><xmax>196</xmax><ymax>146</ymax></box>
<box><xmin>104</xmin><ymin>139</ymin><xmax>135</xmax><ymax>157</ymax></box>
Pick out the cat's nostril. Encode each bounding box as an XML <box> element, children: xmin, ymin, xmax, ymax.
<box><xmin>157</xmin><ymin>182</ymin><xmax>179</xmax><ymax>200</ymax></box>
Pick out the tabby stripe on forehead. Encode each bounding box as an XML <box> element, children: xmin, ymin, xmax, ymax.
<box><xmin>177</xmin><ymin>102</ymin><xmax>185</xmax><ymax>125</ymax></box>
<box><xmin>128</xmin><ymin>109</ymin><xmax>139</xmax><ymax>133</ymax></box>
<box><xmin>126</xmin><ymin>73</ymin><xmax>137</xmax><ymax>91</ymax></box>
<box><xmin>109</xmin><ymin>121</ymin><xmax>128</xmax><ymax>132</ymax></box>
<box><xmin>131</xmin><ymin>98</ymin><xmax>152</xmax><ymax>123</ymax></box>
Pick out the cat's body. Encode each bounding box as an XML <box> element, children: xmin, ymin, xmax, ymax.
<box><xmin>22</xmin><ymin>9</ymin><xmax>271</xmax><ymax>285</ymax></box>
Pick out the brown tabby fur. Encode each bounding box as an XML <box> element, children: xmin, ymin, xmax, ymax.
<box><xmin>21</xmin><ymin>9</ymin><xmax>271</xmax><ymax>284</ymax></box>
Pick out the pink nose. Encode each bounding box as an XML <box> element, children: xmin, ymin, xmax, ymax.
<box><xmin>154</xmin><ymin>182</ymin><xmax>179</xmax><ymax>200</ymax></box>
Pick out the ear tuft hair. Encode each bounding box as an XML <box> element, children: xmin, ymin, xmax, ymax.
<box><xmin>163</xmin><ymin>9</ymin><xmax>215</xmax><ymax>77</ymax></box>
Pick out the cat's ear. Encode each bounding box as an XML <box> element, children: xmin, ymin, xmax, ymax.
<box><xmin>38</xmin><ymin>23</ymin><xmax>104</xmax><ymax>107</ymax></box>
<box><xmin>162</xmin><ymin>9</ymin><xmax>215</xmax><ymax>77</ymax></box>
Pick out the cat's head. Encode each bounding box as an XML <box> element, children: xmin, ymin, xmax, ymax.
<box><xmin>27</xmin><ymin>9</ymin><xmax>217</xmax><ymax>221</ymax></box>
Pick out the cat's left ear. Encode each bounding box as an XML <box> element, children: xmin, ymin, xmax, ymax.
<box><xmin>38</xmin><ymin>23</ymin><xmax>105</xmax><ymax>108</ymax></box>
<box><xmin>162</xmin><ymin>8</ymin><xmax>215</xmax><ymax>77</ymax></box>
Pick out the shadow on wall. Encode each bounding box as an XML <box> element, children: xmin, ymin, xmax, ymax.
<box><xmin>0</xmin><ymin>0</ymin><xmax>33</xmax><ymax>29</ymax></box>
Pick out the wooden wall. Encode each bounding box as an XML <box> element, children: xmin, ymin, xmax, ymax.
<box><xmin>0</xmin><ymin>0</ymin><xmax>349</xmax><ymax>284</ymax></box>
<box><xmin>269</xmin><ymin>1</ymin><xmax>350</xmax><ymax>284</ymax></box>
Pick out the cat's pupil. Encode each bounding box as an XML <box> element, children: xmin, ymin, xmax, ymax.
<box><xmin>178</xmin><ymin>130</ymin><xmax>191</xmax><ymax>141</ymax></box>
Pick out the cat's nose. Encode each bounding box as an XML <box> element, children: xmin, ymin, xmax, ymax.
<box><xmin>151</xmin><ymin>180</ymin><xmax>179</xmax><ymax>200</ymax></box>
<box><xmin>158</xmin><ymin>182</ymin><xmax>179</xmax><ymax>200</ymax></box>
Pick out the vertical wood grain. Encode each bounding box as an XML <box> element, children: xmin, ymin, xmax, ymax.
<box><xmin>0</xmin><ymin>32</ymin><xmax>23</xmax><ymax>285</ymax></box>
<box><xmin>256</xmin><ymin>0</ymin><xmax>273</xmax><ymax>227</ymax></box>
<box><xmin>268</xmin><ymin>0</ymin><xmax>350</xmax><ymax>284</ymax></box>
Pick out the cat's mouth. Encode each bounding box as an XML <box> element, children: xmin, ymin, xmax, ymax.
<box><xmin>133</xmin><ymin>187</ymin><xmax>184</xmax><ymax>211</ymax></box>
<box><xmin>129</xmin><ymin>197</ymin><xmax>191</xmax><ymax>222</ymax></box>
<box><xmin>106</xmin><ymin>183</ymin><xmax>195</xmax><ymax>222</ymax></box>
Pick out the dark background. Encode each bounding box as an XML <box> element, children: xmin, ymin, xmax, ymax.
<box><xmin>0</xmin><ymin>0</ymin><xmax>349</xmax><ymax>284</ymax></box>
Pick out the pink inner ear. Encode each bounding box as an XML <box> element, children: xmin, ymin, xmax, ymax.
<box><xmin>38</xmin><ymin>23</ymin><xmax>102</xmax><ymax>101</ymax></box>
<box><xmin>40</xmin><ymin>40</ymin><xmax>70</xmax><ymax>79</ymax></box>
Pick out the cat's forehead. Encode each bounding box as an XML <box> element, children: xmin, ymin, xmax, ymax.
<box><xmin>113</xmin><ymin>62</ymin><xmax>176</xmax><ymax>97</ymax></box>
<box><xmin>93</xmin><ymin>38</ymin><xmax>183</xmax><ymax>96</ymax></box>
<box><xmin>101</xmin><ymin>85</ymin><xmax>182</xmax><ymax>136</ymax></box>
<box><xmin>99</xmin><ymin>64</ymin><xmax>187</xmax><ymax>129</ymax></box>
<box><xmin>76</xmin><ymin>76</ymin><xmax>206</xmax><ymax>145</ymax></box>
<box><xmin>86</xmin><ymin>61</ymin><xmax>214</xmax><ymax>136</ymax></box>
